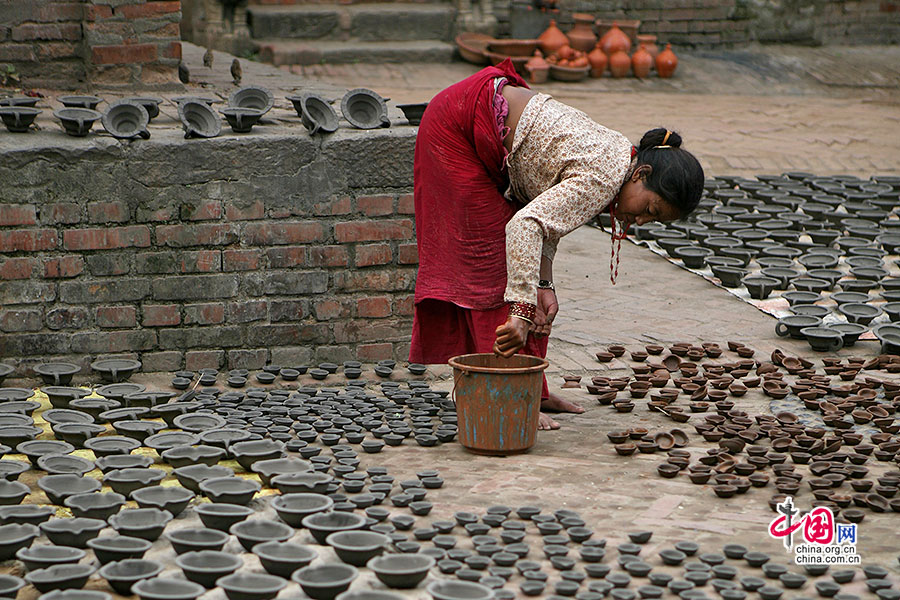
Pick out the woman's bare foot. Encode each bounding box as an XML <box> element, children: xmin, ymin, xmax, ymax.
<box><xmin>539</xmin><ymin>412</ymin><xmax>560</xmax><ymax>430</ymax></box>
<box><xmin>541</xmin><ymin>393</ymin><xmax>585</xmax><ymax>414</ymax></box>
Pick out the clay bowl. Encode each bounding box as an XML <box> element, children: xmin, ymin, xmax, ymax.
<box><xmin>160</xmin><ymin>444</ymin><xmax>226</xmax><ymax>468</ymax></box>
<box><xmin>0</xmin><ymin>522</ymin><xmax>39</xmax><ymax>561</ymax></box>
<box><xmin>0</xmin><ymin>479</ymin><xmax>29</xmax><ymax>506</ymax></box>
<box><xmin>800</xmin><ymin>326</ymin><xmax>844</xmax><ymax>352</ymax></box>
<box><xmin>108</xmin><ymin>508</ymin><xmax>173</xmax><ymax>541</ymax></box>
<box><xmin>83</xmin><ymin>436</ymin><xmax>140</xmax><ymax>458</ymax></box>
<box><xmin>251</xmin><ymin>457</ymin><xmax>313</xmax><ymax>487</ymax></box>
<box><xmin>0</xmin><ymin>575</ymin><xmax>24</xmax><ymax>599</ymax></box>
<box><xmin>0</xmin><ymin>425</ymin><xmax>42</xmax><ymax>448</ymax></box>
<box><xmin>270</xmin><ymin>493</ymin><xmax>334</xmax><ymax>527</ymax></box>
<box><xmin>337</xmin><ymin>592</ymin><xmax>403</xmax><ymax>600</ymax></box>
<box><xmin>98</xmin><ymin>559</ymin><xmax>163</xmax><ymax>595</ymax></box>
<box><xmin>163</xmin><ymin>527</ymin><xmax>229</xmax><ymax>555</ymax></box>
<box><xmin>302</xmin><ymin>511</ymin><xmax>367</xmax><ymax>544</ymax></box>
<box><xmin>172</xmin><ymin>464</ymin><xmax>234</xmax><ymax>495</ymax></box>
<box><xmin>0</xmin><ymin>460</ymin><xmax>29</xmax><ymax>483</ymax></box>
<box><xmin>0</xmin><ymin>107</ymin><xmax>42</xmax><ymax>132</ymax></box>
<box><xmin>53</xmin><ymin>423</ymin><xmax>107</xmax><ymax>449</ymax></box>
<box><xmin>64</xmin><ymin>492</ymin><xmax>126</xmax><ymax>521</ymax></box>
<box><xmin>742</xmin><ymin>276</ymin><xmax>779</xmax><ymax>300</ymax></box>
<box><xmin>198</xmin><ymin>476</ymin><xmax>261</xmax><ymax>505</ymax></box>
<box><xmin>38</xmin><ymin>474</ymin><xmax>102</xmax><ymax>506</ymax></box>
<box><xmin>130</xmin><ymin>487</ymin><xmax>195</xmax><ymax>517</ymax></box>
<box><xmin>36</xmin><ymin>454</ymin><xmax>94</xmax><ymax>477</ymax></box>
<box><xmin>194</xmin><ymin>503</ymin><xmax>252</xmax><ymax>532</ymax></box>
<box><xmin>230</xmin><ymin>440</ymin><xmax>285</xmax><ymax>471</ymax></box>
<box><xmin>0</xmin><ymin>505</ymin><xmax>54</xmax><ymax>527</ymax></box>
<box><xmin>326</xmin><ymin>530</ymin><xmax>390</xmax><ymax>566</ymax></box>
<box><xmin>216</xmin><ymin>572</ymin><xmax>288</xmax><ymax>600</ymax></box>
<box><xmin>16</xmin><ymin>545</ymin><xmax>85</xmax><ymax>572</ymax></box>
<box><xmin>367</xmin><ymin>553</ymin><xmax>435</xmax><ymax>589</ymax></box>
<box><xmin>86</xmin><ymin>535</ymin><xmax>152</xmax><ymax>565</ymax></box>
<box><xmin>272</xmin><ymin>472</ymin><xmax>333</xmax><ymax>495</ymax></box>
<box><xmin>178</xmin><ymin>100</ymin><xmax>221</xmax><ymax>139</ymax></box>
<box><xmin>39</xmin><ymin>517</ymin><xmax>104</xmax><ymax>548</ymax></box>
<box><xmin>132</xmin><ymin>578</ymin><xmax>206</xmax><ymax>600</ymax></box>
<box><xmin>94</xmin><ymin>456</ymin><xmax>153</xmax><ymax>475</ymax></box>
<box><xmin>25</xmin><ymin>564</ymin><xmax>96</xmax><ymax>593</ymax></box>
<box><xmin>230</xmin><ymin>519</ymin><xmax>293</xmax><ymax>552</ymax></box>
<box><xmin>112</xmin><ymin>420</ymin><xmax>166</xmax><ymax>442</ymax></box>
<box><xmin>293</xmin><ymin>564</ymin><xmax>358</xmax><ymax>600</ymax></box>
<box><xmin>103</xmin><ymin>468</ymin><xmax>166</xmax><ymax>498</ymax></box>
<box><xmin>175</xmin><ymin>550</ymin><xmax>243</xmax><ymax>588</ymax></box>
<box><xmin>426</xmin><ymin>580</ymin><xmax>494</xmax><ymax>600</ymax></box>
<box><xmin>549</xmin><ymin>63</ymin><xmax>591</xmax><ymax>82</ymax></box>
<box><xmin>252</xmin><ymin>541</ymin><xmax>317</xmax><ymax>578</ymax></box>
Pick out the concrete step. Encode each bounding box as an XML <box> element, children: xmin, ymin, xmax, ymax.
<box><xmin>248</xmin><ymin>4</ymin><xmax>457</xmax><ymax>42</ymax></box>
<box><xmin>256</xmin><ymin>39</ymin><xmax>456</xmax><ymax>65</ymax></box>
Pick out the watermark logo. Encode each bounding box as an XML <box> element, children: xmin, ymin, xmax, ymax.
<box><xmin>768</xmin><ymin>497</ymin><xmax>861</xmax><ymax>565</ymax></box>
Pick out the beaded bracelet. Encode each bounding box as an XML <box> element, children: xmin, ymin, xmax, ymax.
<box><xmin>509</xmin><ymin>302</ymin><xmax>536</xmax><ymax>325</ymax></box>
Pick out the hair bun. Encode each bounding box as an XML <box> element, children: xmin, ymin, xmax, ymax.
<box><xmin>639</xmin><ymin>127</ymin><xmax>682</xmax><ymax>150</ymax></box>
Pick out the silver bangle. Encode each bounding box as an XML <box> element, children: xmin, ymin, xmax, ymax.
<box><xmin>538</xmin><ymin>280</ymin><xmax>555</xmax><ymax>291</ymax></box>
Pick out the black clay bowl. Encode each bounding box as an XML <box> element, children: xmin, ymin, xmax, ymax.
<box><xmin>0</xmin><ymin>460</ymin><xmax>29</xmax><ymax>482</ymax></box>
<box><xmin>16</xmin><ymin>545</ymin><xmax>86</xmax><ymax>572</ymax></box>
<box><xmin>252</xmin><ymin>541</ymin><xmax>317</xmax><ymax>578</ymax></box>
<box><xmin>164</xmin><ymin>527</ymin><xmax>229</xmax><ymax>554</ymax></box>
<box><xmin>292</xmin><ymin>564</ymin><xmax>358</xmax><ymax>600</ymax></box>
<box><xmin>194</xmin><ymin>502</ymin><xmax>253</xmax><ymax>531</ymax></box>
<box><xmin>337</xmin><ymin>592</ymin><xmax>404</xmax><ymax>600</ymax></box>
<box><xmin>173</xmin><ymin>464</ymin><xmax>234</xmax><ymax>495</ymax></box>
<box><xmin>230</xmin><ymin>519</ymin><xmax>293</xmax><ymax>552</ymax></box>
<box><xmin>40</xmin><ymin>517</ymin><xmax>105</xmax><ymax>548</ymax></box>
<box><xmin>326</xmin><ymin>530</ymin><xmax>390</xmax><ymax>566</ymax></box>
<box><xmin>173</xmin><ymin>413</ymin><xmax>227</xmax><ymax>434</ymax></box>
<box><xmin>0</xmin><ymin>523</ymin><xmax>38</xmax><ymax>560</ymax></box>
<box><xmin>198</xmin><ymin>476</ymin><xmax>261</xmax><ymax>505</ymax></box>
<box><xmin>270</xmin><ymin>493</ymin><xmax>334</xmax><ymax>527</ymax></box>
<box><xmin>271</xmin><ymin>471</ymin><xmax>333</xmax><ymax>495</ymax></box>
<box><xmin>36</xmin><ymin>454</ymin><xmax>94</xmax><ymax>476</ymax></box>
<box><xmin>112</xmin><ymin>420</ymin><xmax>166</xmax><ymax>442</ymax></box>
<box><xmin>25</xmin><ymin>564</ymin><xmax>95</xmax><ymax>593</ymax></box>
<box><xmin>251</xmin><ymin>457</ymin><xmax>313</xmax><ymax>486</ymax></box>
<box><xmin>427</xmin><ymin>580</ymin><xmax>494</xmax><ymax>600</ymax></box>
<box><xmin>144</xmin><ymin>432</ymin><xmax>200</xmax><ymax>454</ymax></box>
<box><xmin>40</xmin><ymin>591</ymin><xmax>110</xmax><ymax>600</ymax></box>
<box><xmin>230</xmin><ymin>439</ymin><xmax>285</xmax><ymax>471</ymax></box>
<box><xmin>367</xmin><ymin>553</ymin><xmax>436</xmax><ymax>589</ymax></box>
<box><xmin>130</xmin><ymin>486</ymin><xmax>195</xmax><ymax>517</ymax></box>
<box><xmin>108</xmin><ymin>508</ymin><xmax>173</xmax><ymax>541</ymax></box>
<box><xmin>0</xmin><ymin>504</ymin><xmax>54</xmax><ymax>526</ymax></box>
<box><xmin>83</xmin><ymin>436</ymin><xmax>140</xmax><ymax>457</ymax></box>
<box><xmin>216</xmin><ymin>572</ymin><xmax>288</xmax><ymax>600</ymax></box>
<box><xmin>98</xmin><ymin>559</ymin><xmax>163</xmax><ymax>595</ymax></box>
<box><xmin>0</xmin><ymin>425</ymin><xmax>42</xmax><ymax>448</ymax></box>
<box><xmin>302</xmin><ymin>511</ymin><xmax>367</xmax><ymax>544</ymax></box>
<box><xmin>0</xmin><ymin>575</ymin><xmax>24</xmax><ymax>599</ymax></box>
<box><xmin>0</xmin><ymin>480</ymin><xmax>28</xmax><ymax>505</ymax></box>
<box><xmin>103</xmin><ymin>468</ymin><xmax>166</xmax><ymax>498</ymax></box>
<box><xmin>160</xmin><ymin>445</ymin><xmax>226</xmax><ymax>468</ymax></box>
<box><xmin>17</xmin><ymin>440</ymin><xmax>75</xmax><ymax>466</ymax></box>
<box><xmin>0</xmin><ymin>107</ymin><xmax>42</xmax><ymax>132</ymax></box>
<box><xmin>175</xmin><ymin>550</ymin><xmax>243</xmax><ymax>588</ymax></box>
<box><xmin>132</xmin><ymin>577</ymin><xmax>206</xmax><ymax>600</ymax></box>
<box><xmin>87</xmin><ymin>535</ymin><xmax>152</xmax><ymax>565</ymax></box>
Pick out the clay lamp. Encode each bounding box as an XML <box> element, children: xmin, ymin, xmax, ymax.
<box><xmin>341</xmin><ymin>88</ymin><xmax>390</xmax><ymax>130</ymax></box>
<box><xmin>101</xmin><ymin>100</ymin><xmax>150</xmax><ymax>139</ymax></box>
<box><xmin>132</xmin><ymin>578</ymin><xmax>206</xmax><ymax>600</ymax></box>
<box><xmin>607</xmin><ymin>345</ymin><xmax>626</xmax><ymax>357</ymax></box>
<box><xmin>0</xmin><ymin>107</ymin><xmax>42</xmax><ymax>133</ymax></box>
<box><xmin>293</xmin><ymin>563</ymin><xmax>358</xmax><ymax>598</ymax></box>
<box><xmin>108</xmin><ymin>508</ymin><xmax>173</xmax><ymax>541</ymax></box>
<box><xmin>24</xmin><ymin>564</ymin><xmax>96</xmax><ymax>593</ymax></box>
<box><xmin>178</xmin><ymin>101</ymin><xmax>221</xmax><ymax>139</ymax></box>
<box><xmin>228</xmin><ymin>85</ymin><xmax>274</xmax><ymax>116</ymax></box>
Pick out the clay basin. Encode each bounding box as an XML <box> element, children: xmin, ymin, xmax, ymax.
<box><xmin>251</xmin><ymin>457</ymin><xmax>313</xmax><ymax>486</ymax></box>
<box><xmin>229</xmin><ymin>519</ymin><xmax>293</xmax><ymax>551</ymax></box>
<box><xmin>326</xmin><ymin>530</ymin><xmax>390</xmax><ymax>566</ymax></box>
<box><xmin>0</xmin><ymin>574</ymin><xmax>25</xmax><ymax>599</ymax></box>
<box><xmin>252</xmin><ymin>541</ymin><xmax>317</xmax><ymax>578</ymax></box>
<box><xmin>828</xmin><ymin>322</ymin><xmax>870</xmax><ymax>347</ymax></box>
<box><xmin>175</xmin><ymin>550</ymin><xmax>243</xmax><ymax>588</ymax></box>
<box><xmin>132</xmin><ymin>578</ymin><xmax>206</xmax><ymax>600</ymax></box>
<box><xmin>99</xmin><ymin>99</ymin><xmax>149</xmax><ymax>139</ymax></box>
<box><xmin>15</xmin><ymin>545</ymin><xmax>84</xmax><ymax>572</ymax></box>
<box><xmin>95</xmin><ymin>455</ymin><xmax>154</xmax><ymax>474</ymax></box>
<box><xmin>36</xmin><ymin>454</ymin><xmax>93</xmax><ymax>477</ymax></box>
<box><xmin>83</xmin><ymin>436</ymin><xmax>140</xmax><ymax>458</ymax></box>
<box><xmin>396</xmin><ymin>103</ymin><xmax>428</xmax><ymax>126</ymax></box>
<box><xmin>39</xmin><ymin>517</ymin><xmax>105</xmax><ymax>548</ymax></box>
<box><xmin>230</xmin><ymin>439</ymin><xmax>285</xmax><ymax>471</ymax></box>
<box><xmin>0</xmin><ymin>480</ymin><xmax>29</xmax><ymax>505</ymax></box>
<box><xmin>33</xmin><ymin>363</ymin><xmax>81</xmax><ymax>386</ymax></box>
<box><xmin>172</xmin><ymin>413</ymin><xmax>227</xmax><ymax>433</ymax></box>
<box><xmin>86</xmin><ymin>535</ymin><xmax>151</xmax><ymax>566</ymax></box>
<box><xmin>25</xmin><ymin>564</ymin><xmax>96</xmax><ymax>593</ymax></box>
<box><xmin>38</xmin><ymin>474</ymin><xmax>102</xmax><ymax>505</ymax></box>
<box><xmin>367</xmin><ymin>553</ymin><xmax>436</xmax><ymax>589</ymax></box>
<box><xmin>216</xmin><ymin>572</ymin><xmax>288</xmax><ymax>600</ymax></box>
<box><xmin>270</xmin><ymin>493</ymin><xmax>333</xmax><ymax>527</ymax></box>
<box><xmin>292</xmin><ymin>564</ymin><xmax>358</xmax><ymax>600</ymax></box>
<box><xmin>43</xmin><ymin>408</ymin><xmax>94</xmax><ymax>431</ymax></box>
<box><xmin>0</xmin><ymin>107</ymin><xmax>41</xmax><ymax>132</ymax></box>
<box><xmin>741</xmin><ymin>276</ymin><xmax>779</xmax><ymax>300</ymax></box>
<box><xmin>173</xmin><ymin>464</ymin><xmax>234</xmax><ymax>495</ymax></box>
<box><xmin>164</xmin><ymin>527</ymin><xmax>229</xmax><ymax>554</ymax></box>
<box><xmin>800</xmin><ymin>326</ymin><xmax>844</xmax><ymax>352</ymax></box>
<box><xmin>158</xmin><ymin>445</ymin><xmax>225</xmax><ymax>469</ymax></box>
<box><xmin>0</xmin><ymin>504</ymin><xmax>53</xmax><ymax>526</ymax></box>
<box><xmin>486</xmin><ymin>39</ymin><xmax>539</xmax><ymax>57</ymax></box>
<box><xmin>112</xmin><ymin>420</ymin><xmax>166</xmax><ymax>442</ymax></box>
<box><xmin>302</xmin><ymin>511</ymin><xmax>367</xmax><ymax>544</ymax></box>
<box><xmin>0</xmin><ymin>523</ymin><xmax>39</xmax><ymax>561</ymax></box>
<box><xmin>0</xmin><ymin>426</ymin><xmax>42</xmax><ymax>448</ymax></box>
<box><xmin>838</xmin><ymin>302</ymin><xmax>882</xmax><ymax>325</ymax></box>
<box><xmin>54</xmin><ymin>423</ymin><xmax>107</xmax><ymax>448</ymax></box>
<box><xmin>64</xmin><ymin>492</ymin><xmax>126</xmax><ymax>521</ymax></box>
<box><xmin>108</xmin><ymin>508</ymin><xmax>173</xmax><ymax>541</ymax></box>
<box><xmin>194</xmin><ymin>503</ymin><xmax>252</xmax><ymax>532</ymax></box>
<box><xmin>426</xmin><ymin>580</ymin><xmax>494</xmax><ymax>600</ymax></box>
<box><xmin>130</xmin><ymin>487</ymin><xmax>195</xmax><ymax>517</ymax></box>
<box><xmin>98</xmin><ymin>559</ymin><xmax>163</xmax><ymax>595</ymax></box>
<box><xmin>102</xmin><ymin>468</ymin><xmax>166</xmax><ymax>498</ymax></box>
<box><xmin>53</xmin><ymin>108</ymin><xmax>101</xmax><ymax>137</ymax></box>
<box><xmin>271</xmin><ymin>471</ymin><xmax>333</xmax><ymax>495</ymax></box>
<box><xmin>775</xmin><ymin>315</ymin><xmax>823</xmax><ymax>339</ymax></box>
<box><xmin>198</xmin><ymin>476</ymin><xmax>261</xmax><ymax>505</ymax></box>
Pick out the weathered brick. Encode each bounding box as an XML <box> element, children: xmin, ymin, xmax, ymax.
<box><xmin>312</xmin><ymin>197</ymin><xmax>351</xmax><ymax>216</ymax></box>
<box><xmin>0</xmin><ymin>309</ymin><xmax>43</xmax><ymax>333</ymax></box>
<box><xmin>46</xmin><ymin>307</ymin><xmax>90</xmax><ymax>330</ymax></box>
<box><xmin>225</xmin><ymin>200</ymin><xmax>264</xmax><ymax>221</ymax></box>
<box><xmin>357</xmin><ymin>195</ymin><xmax>393</xmax><ymax>217</ymax></box>
<box><xmin>37</xmin><ymin>2</ymin><xmax>84</xmax><ymax>21</ymax></box>
<box><xmin>267</xmin><ymin>247</ymin><xmax>307</xmax><ymax>268</ymax></box>
<box><xmin>0</xmin><ymin>257</ymin><xmax>37</xmax><ymax>280</ymax></box>
<box><xmin>269</xmin><ymin>300</ymin><xmax>308</xmax><ymax>322</ymax></box>
<box><xmin>333</xmin><ymin>269</ymin><xmax>416</xmax><ymax>292</ymax></box>
<box><xmin>156</xmin><ymin>224</ymin><xmax>239</xmax><ymax>247</ymax></box>
<box><xmin>159</xmin><ymin>326</ymin><xmax>242</xmax><ymax>348</ymax></box>
<box><xmin>357</xmin><ymin>343</ymin><xmax>394</xmax><ymax>362</ymax></box>
<box><xmin>91</xmin><ymin>43</ymin><xmax>157</xmax><ymax>64</ymax></box>
<box><xmin>63</xmin><ymin>226</ymin><xmax>150</xmax><ymax>250</ymax></box>
<box><xmin>141</xmin><ymin>351</ymin><xmax>183</xmax><ymax>372</ymax></box>
<box><xmin>42</xmin><ymin>203</ymin><xmax>81</xmax><ymax>225</ymax></box>
<box><xmin>397</xmin><ymin>193</ymin><xmax>414</xmax><ymax>215</ymax></box>
<box><xmin>246</xmin><ymin>324</ymin><xmax>330</xmax><ymax>346</ymax></box>
<box><xmin>151</xmin><ymin>274</ymin><xmax>238</xmax><ymax>300</ymax></box>
<box><xmin>0</xmin><ymin>204</ymin><xmax>37</xmax><ymax>226</ymax></box>
<box><xmin>0</xmin><ymin>44</ymin><xmax>35</xmax><ymax>62</ymax></box>
<box><xmin>59</xmin><ymin>279</ymin><xmax>150</xmax><ymax>304</ymax></box>
<box><xmin>184</xmin><ymin>303</ymin><xmax>225</xmax><ymax>325</ymax></box>
<box><xmin>70</xmin><ymin>330</ymin><xmax>157</xmax><ymax>353</ymax></box>
<box><xmin>306</xmin><ymin>246</ymin><xmax>349</xmax><ymax>268</ymax></box>
<box><xmin>227</xmin><ymin>349</ymin><xmax>268</xmax><ymax>370</ymax></box>
<box><xmin>357</xmin><ymin>296</ymin><xmax>392</xmax><ymax>318</ymax></box>
<box><xmin>142</xmin><ymin>304</ymin><xmax>180</xmax><ymax>327</ymax></box>
<box><xmin>12</xmin><ymin>23</ymin><xmax>82</xmax><ymax>41</ymax></box>
<box><xmin>227</xmin><ymin>300</ymin><xmax>267</xmax><ymax>324</ymax></box>
<box><xmin>397</xmin><ymin>243</ymin><xmax>418</xmax><ymax>264</ymax></box>
<box><xmin>0</xmin><ymin>229</ymin><xmax>57</xmax><ymax>252</ymax></box>
<box><xmin>334</xmin><ymin>219</ymin><xmax>414</xmax><ymax>243</ymax></box>
<box><xmin>181</xmin><ymin>200</ymin><xmax>223</xmax><ymax>221</ymax></box>
<box><xmin>0</xmin><ymin>281</ymin><xmax>56</xmax><ymax>305</ymax></box>
<box><xmin>87</xmin><ymin>201</ymin><xmax>130</xmax><ymax>223</ymax></box>
<box><xmin>334</xmin><ymin>320</ymin><xmax>404</xmax><ymax>343</ymax></box>
<box><xmin>314</xmin><ymin>299</ymin><xmax>350</xmax><ymax>321</ymax></box>
<box><xmin>185</xmin><ymin>350</ymin><xmax>224</xmax><ymax>371</ymax></box>
<box><xmin>180</xmin><ymin>250</ymin><xmax>221</xmax><ymax>273</ymax></box>
<box><xmin>116</xmin><ymin>1</ymin><xmax>181</xmax><ymax>18</ymax></box>
<box><xmin>223</xmin><ymin>249</ymin><xmax>260</xmax><ymax>272</ymax></box>
<box><xmin>161</xmin><ymin>41</ymin><xmax>181</xmax><ymax>60</ymax></box>
<box><xmin>43</xmin><ymin>256</ymin><xmax>84</xmax><ymax>278</ymax></box>
<box><xmin>269</xmin><ymin>346</ymin><xmax>314</xmax><ymax>366</ymax></box>
<box><xmin>395</xmin><ymin>294</ymin><xmax>414</xmax><ymax>316</ymax></box>
<box><xmin>85</xmin><ymin>253</ymin><xmax>131</xmax><ymax>276</ymax></box>
<box><xmin>243</xmin><ymin>222</ymin><xmax>325</xmax><ymax>245</ymax></box>
<box><xmin>95</xmin><ymin>306</ymin><xmax>137</xmax><ymax>328</ymax></box>
<box><xmin>0</xmin><ymin>333</ymin><xmax>70</xmax><ymax>356</ymax></box>
<box><xmin>264</xmin><ymin>272</ymin><xmax>329</xmax><ymax>295</ymax></box>
<box><xmin>355</xmin><ymin>244</ymin><xmax>392</xmax><ymax>267</ymax></box>
<box><xmin>314</xmin><ymin>346</ymin><xmax>355</xmax><ymax>364</ymax></box>
<box><xmin>135</xmin><ymin>252</ymin><xmax>177</xmax><ymax>274</ymax></box>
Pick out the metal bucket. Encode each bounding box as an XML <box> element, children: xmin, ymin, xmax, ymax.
<box><xmin>448</xmin><ymin>353</ymin><xmax>549</xmax><ymax>455</ymax></box>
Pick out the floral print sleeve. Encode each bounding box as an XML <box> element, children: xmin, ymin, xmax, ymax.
<box><xmin>503</xmin><ymin>94</ymin><xmax>635</xmax><ymax>306</ymax></box>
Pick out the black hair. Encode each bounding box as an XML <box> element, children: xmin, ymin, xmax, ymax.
<box><xmin>635</xmin><ymin>128</ymin><xmax>704</xmax><ymax>218</ymax></box>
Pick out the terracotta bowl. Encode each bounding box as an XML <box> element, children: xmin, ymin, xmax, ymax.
<box><xmin>455</xmin><ymin>33</ymin><xmax>493</xmax><ymax>65</ymax></box>
<box><xmin>486</xmin><ymin>40</ymin><xmax>540</xmax><ymax>57</ymax></box>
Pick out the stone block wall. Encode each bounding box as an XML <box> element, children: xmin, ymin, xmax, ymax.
<box><xmin>0</xmin><ymin>128</ymin><xmax>417</xmax><ymax>375</ymax></box>
<box><xmin>0</xmin><ymin>0</ymin><xmax>182</xmax><ymax>90</ymax></box>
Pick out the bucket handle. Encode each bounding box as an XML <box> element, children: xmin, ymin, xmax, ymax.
<box><xmin>450</xmin><ymin>368</ymin><xmax>470</xmax><ymax>407</ymax></box>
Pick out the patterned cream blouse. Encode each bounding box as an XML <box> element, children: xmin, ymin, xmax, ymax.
<box><xmin>504</xmin><ymin>93</ymin><xmax>636</xmax><ymax>306</ymax></box>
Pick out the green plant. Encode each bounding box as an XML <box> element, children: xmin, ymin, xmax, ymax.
<box><xmin>0</xmin><ymin>64</ymin><xmax>20</xmax><ymax>87</ymax></box>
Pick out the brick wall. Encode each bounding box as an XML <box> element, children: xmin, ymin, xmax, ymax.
<box><xmin>0</xmin><ymin>129</ymin><xmax>417</xmax><ymax>375</ymax></box>
<box><xmin>0</xmin><ymin>0</ymin><xmax>182</xmax><ymax>89</ymax></box>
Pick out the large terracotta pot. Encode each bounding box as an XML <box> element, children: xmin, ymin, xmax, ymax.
<box><xmin>631</xmin><ymin>44</ymin><xmax>653</xmax><ymax>79</ymax></box>
<box><xmin>656</xmin><ymin>43</ymin><xmax>678</xmax><ymax>78</ymax></box>
<box><xmin>525</xmin><ymin>50</ymin><xmax>549</xmax><ymax>84</ymax></box>
<box><xmin>636</xmin><ymin>34</ymin><xmax>659</xmax><ymax>60</ymax></box>
<box><xmin>608</xmin><ymin>49</ymin><xmax>631</xmax><ymax>78</ymax></box>
<box><xmin>598</xmin><ymin>23</ymin><xmax>631</xmax><ymax>56</ymax></box>
<box><xmin>587</xmin><ymin>45</ymin><xmax>608</xmax><ymax>78</ymax></box>
<box><xmin>538</xmin><ymin>19</ymin><xmax>568</xmax><ymax>56</ymax></box>
<box><xmin>566</xmin><ymin>13</ymin><xmax>597</xmax><ymax>53</ymax></box>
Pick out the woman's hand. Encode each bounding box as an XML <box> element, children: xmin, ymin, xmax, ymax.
<box><xmin>493</xmin><ymin>317</ymin><xmax>530</xmax><ymax>357</ymax></box>
<box><xmin>534</xmin><ymin>288</ymin><xmax>558</xmax><ymax>337</ymax></box>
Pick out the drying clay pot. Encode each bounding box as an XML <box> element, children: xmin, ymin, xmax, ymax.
<box><xmin>178</xmin><ymin>101</ymin><xmax>221</xmax><ymax>139</ymax></box>
<box><xmin>252</xmin><ymin>541</ymin><xmax>317</xmax><ymax>578</ymax></box>
<box><xmin>269</xmin><ymin>493</ymin><xmax>333</xmax><ymax>527</ymax></box>
<box><xmin>108</xmin><ymin>508</ymin><xmax>173</xmax><ymax>541</ymax></box>
<box><xmin>40</xmin><ymin>518</ymin><xmax>105</xmax><ymax>548</ymax></box>
<box><xmin>302</xmin><ymin>511</ymin><xmax>367</xmax><ymax>544</ymax></box>
<box><xmin>367</xmin><ymin>553</ymin><xmax>436</xmax><ymax>589</ymax></box>
<box><xmin>229</xmin><ymin>519</ymin><xmax>293</xmax><ymax>551</ymax></box>
<box><xmin>64</xmin><ymin>492</ymin><xmax>126</xmax><ymax>521</ymax></box>
<box><xmin>0</xmin><ymin>107</ymin><xmax>42</xmax><ymax>132</ymax></box>
<box><xmin>0</xmin><ymin>523</ymin><xmax>39</xmax><ymax>560</ymax></box>
<box><xmin>130</xmin><ymin>486</ymin><xmax>195</xmax><ymax>517</ymax></box>
<box><xmin>175</xmin><ymin>550</ymin><xmax>242</xmax><ymax>588</ymax></box>
<box><xmin>341</xmin><ymin>88</ymin><xmax>390</xmax><ymax>129</ymax></box>
<box><xmin>292</xmin><ymin>564</ymin><xmax>358</xmax><ymax>600</ymax></box>
<box><xmin>38</xmin><ymin>474</ymin><xmax>102</xmax><ymax>505</ymax></box>
<box><xmin>289</xmin><ymin>93</ymin><xmax>339</xmax><ymax>135</ymax></box>
<box><xmin>24</xmin><ymin>564</ymin><xmax>96</xmax><ymax>593</ymax></box>
<box><xmin>132</xmin><ymin>578</ymin><xmax>206</xmax><ymax>600</ymax></box>
<box><xmin>198</xmin><ymin>476</ymin><xmax>261</xmax><ymax>505</ymax></box>
<box><xmin>326</xmin><ymin>530</ymin><xmax>390</xmax><ymax>566</ymax></box>
<box><xmin>194</xmin><ymin>503</ymin><xmax>253</xmax><ymax>532</ymax></box>
<box><xmin>98</xmin><ymin>559</ymin><xmax>163</xmax><ymax>595</ymax></box>
<box><xmin>164</xmin><ymin>527</ymin><xmax>229</xmax><ymax>554</ymax></box>
<box><xmin>102</xmin><ymin>100</ymin><xmax>150</xmax><ymax>139</ymax></box>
